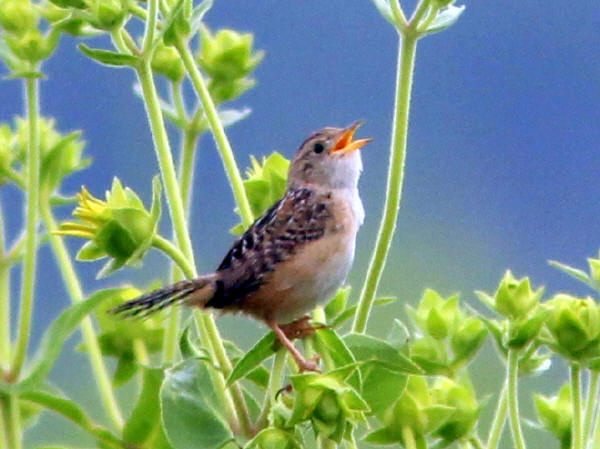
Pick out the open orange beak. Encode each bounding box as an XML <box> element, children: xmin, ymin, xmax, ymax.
<box><xmin>331</xmin><ymin>121</ymin><xmax>372</xmax><ymax>154</ymax></box>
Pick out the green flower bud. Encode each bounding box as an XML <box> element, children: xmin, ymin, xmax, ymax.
<box><xmin>409</xmin><ymin>289</ymin><xmax>461</xmax><ymax>339</ymax></box>
<box><xmin>494</xmin><ymin>271</ymin><xmax>543</xmax><ymax>320</ymax></box>
<box><xmin>208</xmin><ymin>77</ymin><xmax>254</xmax><ymax>104</ymax></box>
<box><xmin>410</xmin><ymin>336</ymin><xmax>448</xmax><ymax>375</ymax></box>
<box><xmin>41</xmin><ymin>3</ymin><xmax>70</xmax><ymax>23</ymax></box>
<box><xmin>506</xmin><ymin>307</ymin><xmax>548</xmax><ymax>349</ymax></box>
<box><xmin>151</xmin><ymin>44</ymin><xmax>184</xmax><ymax>82</ymax></box>
<box><xmin>450</xmin><ymin>317</ymin><xmax>487</xmax><ymax>364</ymax></box>
<box><xmin>198</xmin><ymin>27</ymin><xmax>263</xmax><ymax>81</ymax></box>
<box><xmin>546</xmin><ymin>294</ymin><xmax>600</xmax><ymax>360</ymax></box>
<box><xmin>431</xmin><ymin>378</ymin><xmax>479</xmax><ymax>444</ymax></box>
<box><xmin>58</xmin><ymin>177</ymin><xmax>161</xmax><ymax>277</ymax></box>
<box><xmin>91</xmin><ymin>0</ymin><xmax>125</xmax><ymax>31</ymax></box>
<box><xmin>5</xmin><ymin>28</ymin><xmax>59</xmax><ymax>62</ymax></box>
<box><xmin>534</xmin><ymin>383</ymin><xmax>572</xmax><ymax>449</ymax></box>
<box><xmin>246</xmin><ymin>428</ymin><xmax>302</xmax><ymax>449</ymax></box>
<box><xmin>0</xmin><ymin>0</ymin><xmax>37</xmax><ymax>35</ymax></box>
<box><xmin>288</xmin><ymin>370</ymin><xmax>368</xmax><ymax>443</ymax></box>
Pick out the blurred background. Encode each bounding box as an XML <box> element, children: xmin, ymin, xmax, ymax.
<box><xmin>1</xmin><ymin>0</ymin><xmax>599</xmax><ymax>447</ymax></box>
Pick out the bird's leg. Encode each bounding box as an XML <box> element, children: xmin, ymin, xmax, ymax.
<box><xmin>279</xmin><ymin>315</ymin><xmax>326</xmax><ymax>340</ymax></box>
<box><xmin>268</xmin><ymin>320</ymin><xmax>321</xmax><ymax>373</ymax></box>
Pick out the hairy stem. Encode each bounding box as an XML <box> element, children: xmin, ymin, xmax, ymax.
<box><xmin>401</xmin><ymin>425</ymin><xmax>418</xmax><ymax>449</ymax></box>
<box><xmin>352</xmin><ymin>33</ymin><xmax>418</xmax><ymax>333</ymax></box>
<box><xmin>507</xmin><ymin>349</ymin><xmax>526</xmax><ymax>449</ymax></box>
<box><xmin>8</xmin><ymin>396</ymin><xmax>21</xmax><ymax>449</ymax></box>
<box><xmin>571</xmin><ymin>363</ymin><xmax>583</xmax><ymax>449</ymax></box>
<box><xmin>487</xmin><ymin>383</ymin><xmax>508</xmax><ymax>449</ymax></box>
<box><xmin>12</xmin><ymin>77</ymin><xmax>40</xmax><ymax>378</ymax></box>
<box><xmin>136</xmin><ymin>59</ymin><xmax>251</xmax><ymax>436</ymax></box>
<box><xmin>39</xmin><ymin>198</ymin><xmax>124</xmax><ymax>430</ymax></box>
<box><xmin>584</xmin><ymin>370</ymin><xmax>599</xmax><ymax>442</ymax></box>
<box><xmin>152</xmin><ymin>234</ymin><xmax>196</xmax><ymax>277</ymax></box>
<box><xmin>0</xmin><ymin>205</ymin><xmax>10</xmax><ymax>368</ymax></box>
<box><xmin>256</xmin><ymin>348</ymin><xmax>287</xmax><ymax>430</ymax></box>
<box><xmin>174</xmin><ymin>39</ymin><xmax>254</xmax><ymax>228</ymax></box>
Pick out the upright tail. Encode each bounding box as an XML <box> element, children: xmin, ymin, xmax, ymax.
<box><xmin>110</xmin><ymin>274</ymin><xmax>217</xmax><ymax>318</ymax></box>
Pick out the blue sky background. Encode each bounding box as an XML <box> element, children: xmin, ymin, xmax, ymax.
<box><xmin>1</xmin><ymin>0</ymin><xmax>599</xmax><ymax>447</ymax></box>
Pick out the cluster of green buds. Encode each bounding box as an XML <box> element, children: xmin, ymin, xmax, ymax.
<box><xmin>0</xmin><ymin>0</ymin><xmax>60</xmax><ymax>68</ymax></box>
<box><xmin>245</xmin><ymin>428</ymin><xmax>302</xmax><ymax>449</ymax></box>
<box><xmin>407</xmin><ymin>289</ymin><xmax>487</xmax><ymax>375</ymax></box>
<box><xmin>197</xmin><ymin>26</ymin><xmax>264</xmax><ymax>104</ymax></box>
<box><xmin>89</xmin><ymin>286</ymin><xmax>165</xmax><ymax>385</ymax></box>
<box><xmin>534</xmin><ymin>383</ymin><xmax>572</xmax><ymax>449</ymax></box>
<box><xmin>0</xmin><ymin>117</ymin><xmax>88</xmax><ymax>190</ymax></box>
<box><xmin>477</xmin><ymin>271</ymin><xmax>547</xmax><ymax>350</ymax></box>
<box><xmin>44</xmin><ymin>0</ymin><xmax>126</xmax><ymax>32</ymax></box>
<box><xmin>151</xmin><ymin>43</ymin><xmax>185</xmax><ymax>82</ymax></box>
<box><xmin>58</xmin><ymin>177</ymin><xmax>161</xmax><ymax>277</ymax></box>
<box><xmin>544</xmin><ymin>294</ymin><xmax>600</xmax><ymax>362</ymax></box>
<box><xmin>367</xmin><ymin>375</ymin><xmax>479</xmax><ymax>446</ymax></box>
<box><xmin>231</xmin><ymin>152</ymin><xmax>289</xmax><ymax>234</ymax></box>
<box><xmin>284</xmin><ymin>368</ymin><xmax>368</xmax><ymax>443</ymax></box>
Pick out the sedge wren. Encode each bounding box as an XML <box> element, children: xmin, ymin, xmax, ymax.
<box><xmin>112</xmin><ymin>122</ymin><xmax>371</xmax><ymax>372</ymax></box>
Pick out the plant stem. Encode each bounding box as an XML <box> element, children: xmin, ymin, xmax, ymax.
<box><xmin>152</xmin><ymin>234</ymin><xmax>196</xmax><ymax>277</ymax></box>
<box><xmin>571</xmin><ymin>363</ymin><xmax>583</xmax><ymax>449</ymax></box>
<box><xmin>39</xmin><ymin>198</ymin><xmax>124</xmax><ymax>430</ymax></box>
<box><xmin>12</xmin><ymin>77</ymin><xmax>40</xmax><ymax>378</ymax></box>
<box><xmin>352</xmin><ymin>33</ymin><xmax>418</xmax><ymax>333</ymax></box>
<box><xmin>507</xmin><ymin>349</ymin><xmax>526</xmax><ymax>449</ymax></box>
<box><xmin>174</xmin><ymin>40</ymin><xmax>254</xmax><ymax>228</ymax></box>
<box><xmin>0</xmin><ymin>205</ymin><xmax>10</xmax><ymax>369</ymax></box>
<box><xmin>487</xmin><ymin>383</ymin><xmax>508</xmax><ymax>449</ymax></box>
<box><xmin>8</xmin><ymin>396</ymin><xmax>21</xmax><ymax>449</ymax></box>
<box><xmin>255</xmin><ymin>348</ymin><xmax>287</xmax><ymax>430</ymax></box>
<box><xmin>402</xmin><ymin>425</ymin><xmax>418</xmax><ymax>449</ymax></box>
<box><xmin>0</xmin><ymin>399</ymin><xmax>10</xmax><ymax>449</ymax></box>
<box><xmin>136</xmin><ymin>60</ymin><xmax>252</xmax><ymax>436</ymax></box>
<box><xmin>468</xmin><ymin>436</ymin><xmax>486</xmax><ymax>449</ymax></box>
<box><xmin>584</xmin><ymin>370</ymin><xmax>599</xmax><ymax>442</ymax></box>
<box><xmin>179</xmin><ymin>128</ymin><xmax>200</xmax><ymax>215</ymax></box>
<box><xmin>141</xmin><ymin>0</ymin><xmax>157</xmax><ymax>55</ymax></box>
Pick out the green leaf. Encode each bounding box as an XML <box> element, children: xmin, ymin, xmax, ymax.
<box><xmin>332</xmin><ymin>297</ymin><xmax>395</xmax><ymax>328</ymax></box>
<box><xmin>364</xmin><ymin>427</ymin><xmax>400</xmax><ymax>445</ymax></box>
<box><xmin>324</xmin><ymin>287</ymin><xmax>351</xmax><ymax>321</ymax></box>
<box><xmin>344</xmin><ymin>333</ymin><xmax>422</xmax><ymax>375</ymax></box>
<box><xmin>227</xmin><ymin>332</ymin><xmax>277</xmax><ymax>386</ymax></box>
<box><xmin>2</xmin><ymin>289</ymin><xmax>119</xmax><ymax>394</ymax></box>
<box><xmin>361</xmin><ymin>362</ymin><xmax>407</xmax><ymax>415</ymax></box>
<box><xmin>112</xmin><ymin>355</ymin><xmax>137</xmax><ymax>387</ymax></box>
<box><xmin>314</xmin><ymin>328</ymin><xmax>355</xmax><ymax>369</ymax></box>
<box><xmin>78</xmin><ymin>44</ymin><xmax>139</xmax><ymax>67</ymax></box>
<box><xmin>370</xmin><ymin>0</ymin><xmax>396</xmax><ymax>25</ymax></box>
<box><xmin>161</xmin><ymin>359</ymin><xmax>234</xmax><ymax>449</ymax></box>
<box><xmin>423</xmin><ymin>4</ymin><xmax>465</xmax><ymax>34</ymax></box>
<box><xmin>219</xmin><ymin>107</ymin><xmax>252</xmax><ymax>128</ymax></box>
<box><xmin>549</xmin><ymin>260</ymin><xmax>592</xmax><ymax>286</ymax></box>
<box><xmin>189</xmin><ymin>0</ymin><xmax>214</xmax><ymax>35</ymax></box>
<box><xmin>20</xmin><ymin>390</ymin><xmax>122</xmax><ymax>447</ymax></box>
<box><xmin>124</xmin><ymin>368</ymin><xmax>168</xmax><ymax>445</ymax></box>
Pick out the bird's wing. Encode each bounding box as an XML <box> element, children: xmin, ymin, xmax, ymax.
<box><xmin>205</xmin><ymin>187</ymin><xmax>332</xmax><ymax>309</ymax></box>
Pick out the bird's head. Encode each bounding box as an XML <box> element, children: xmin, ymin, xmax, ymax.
<box><xmin>288</xmin><ymin>122</ymin><xmax>372</xmax><ymax>190</ymax></box>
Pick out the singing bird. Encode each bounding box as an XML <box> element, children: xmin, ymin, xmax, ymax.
<box><xmin>112</xmin><ymin>122</ymin><xmax>371</xmax><ymax>371</ymax></box>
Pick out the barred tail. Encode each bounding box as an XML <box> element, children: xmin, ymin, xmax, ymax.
<box><xmin>110</xmin><ymin>274</ymin><xmax>217</xmax><ymax>318</ymax></box>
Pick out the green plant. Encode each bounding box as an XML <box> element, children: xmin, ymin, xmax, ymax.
<box><xmin>0</xmin><ymin>0</ymin><xmax>598</xmax><ymax>448</ymax></box>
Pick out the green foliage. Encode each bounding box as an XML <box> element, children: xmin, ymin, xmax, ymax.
<box><xmin>3</xmin><ymin>0</ymin><xmax>599</xmax><ymax>449</ymax></box>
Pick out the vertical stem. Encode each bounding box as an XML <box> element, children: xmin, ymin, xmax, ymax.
<box><xmin>507</xmin><ymin>349</ymin><xmax>526</xmax><ymax>449</ymax></box>
<box><xmin>401</xmin><ymin>425</ymin><xmax>418</xmax><ymax>449</ymax></box>
<box><xmin>0</xmin><ymin>205</ymin><xmax>11</xmax><ymax>368</ymax></box>
<box><xmin>584</xmin><ymin>370</ymin><xmax>599</xmax><ymax>442</ymax></box>
<box><xmin>136</xmin><ymin>61</ymin><xmax>252</xmax><ymax>436</ymax></box>
<box><xmin>0</xmin><ymin>399</ymin><xmax>10</xmax><ymax>449</ymax></box>
<box><xmin>571</xmin><ymin>363</ymin><xmax>583</xmax><ymax>449</ymax></box>
<box><xmin>39</xmin><ymin>199</ymin><xmax>124</xmax><ymax>430</ymax></box>
<box><xmin>487</xmin><ymin>383</ymin><xmax>508</xmax><ymax>449</ymax></box>
<box><xmin>352</xmin><ymin>34</ymin><xmax>418</xmax><ymax>333</ymax></box>
<box><xmin>12</xmin><ymin>77</ymin><xmax>40</xmax><ymax>378</ymax></box>
<box><xmin>8</xmin><ymin>396</ymin><xmax>21</xmax><ymax>449</ymax></box>
<box><xmin>255</xmin><ymin>348</ymin><xmax>287</xmax><ymax>430</ymax></box>
<box><xmin>179</xmin><ymin>129</ymin><xmax>200</xmax><ymax>214</ymax></box>
<box><xmin>174</xmin><ymin>40</ymin><xmax>254</xmax><ymax>228</ymax></box>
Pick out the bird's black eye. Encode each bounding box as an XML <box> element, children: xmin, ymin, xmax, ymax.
<box><xmin>313</xmin><ymin>142</ymin><xmax>325</xmax><ymax>154</ymax></box>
